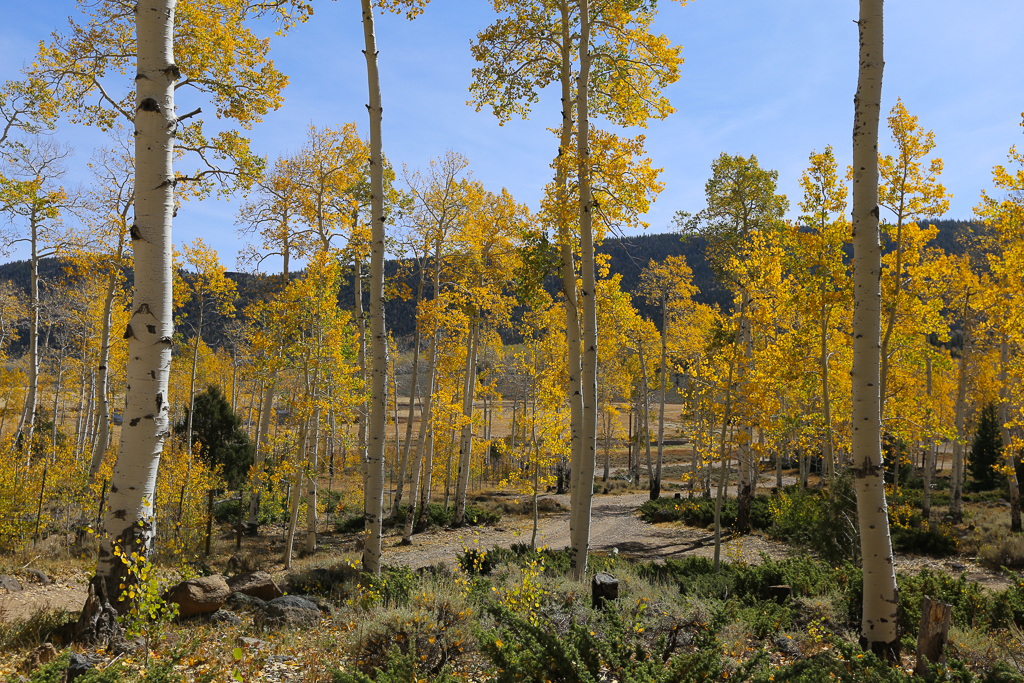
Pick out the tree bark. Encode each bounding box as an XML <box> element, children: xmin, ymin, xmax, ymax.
<box><xmin>851</xmin><ymin>0</ymin><xmax>899</xmax><ymax>659</ymax></box>
<box><xmin>391</xmin><ymin>272</ymin><xmax>425</xmax><ymax>517</ymax></box>
<box><xmin>570</xmin><ymin>0</ymin><xmax>596</xmax><ymax>582</ymax></box>
<box><xmin>557</xmin><ymin>1</ymin><xmax>585</xmax><ymax>571</ymax></box>
<box><xmin>88</xmin><ymin>272</ymin><xmax>118</xmax><ymax>483</ymax></box>
<box><xmin>1000</xmin><ymin>337</ymin><xmax>1022</xmax><ymax>532</ymax></box>
<box><xmin>361</xmin><ymin>0</ymin><xmax>388</xmax><ymax>573</ymax></box>
<box><xmin>91</xmin><ymin>0</ymin><xmax>176</xmax><ymax>618</ymax></box>
<box><xmin>454</xmin><ymin>319</ymin><xmax>479</xmax><ymax>526</ymax></box>
<box><xmin>950</xmin><ymin>331</ymin><xmax>970</xmax><ymax>523</ymax></box>
<box><xmin>653</xmin><ymin>296</ymin><xmax>667</xmax><ymax>499</ymax></box>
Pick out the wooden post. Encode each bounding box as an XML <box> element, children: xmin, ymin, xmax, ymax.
<box><xmin>205</xmin><ymin>489</ymin><xmax>214</xmax><ymax>557</ymax></box>
<box><xmin>916</xmin><ymin>595</ymin><xmax>952</xmax><ymax>676</ymax></box>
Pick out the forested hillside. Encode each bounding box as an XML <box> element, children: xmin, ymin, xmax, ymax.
<box><xmin>0</xmin><ymin>219</ymin><xmax>973</xmax><ymax>351</ymax></box>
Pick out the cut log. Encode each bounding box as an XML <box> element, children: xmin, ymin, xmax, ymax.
<box><xmin>915</xmin><ymin>595</ymin><xmax>952</xmax><ymax>676</ymax></box>
<box><xmin>591</xmin><ymin>573</ymin><xmax>619</xmax><ymax>610</ymax></box>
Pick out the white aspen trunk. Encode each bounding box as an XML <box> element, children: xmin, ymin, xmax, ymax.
<box><xmin>950</xmin><ymin>331</ymin><xmax>970</xmax><ymax>523</ymax></box>
<box><xmin>401</xmin><ymin>387</ymin><xmax>428</xmax><ymax>544</ymax></box>
<box><xmin>305</xmin><ymin>406</ymin><xmax>320</xmax><ymax>553</ymax></box>
<box><xmin>713</xmin><ymin>348</ymin><xmax>738</xmax><ymax>572</ymax></box>
<box><xmin>74</xmin><ymin>371</ymin><xmax>86</xmax><ymax>457</ymax></box>
<box><xmin>93</xmin><ymin>0</ymin><xmax>176</xmax><ymax>614</ymax></box>
<box><xmin>851</xmin><ymin>0</ymin><xmax>899</xmax><ymax>657</ymax></box>
<box><xmin>556</xmin><ymin>3</ymin><xmax>584</xmax><ymax>557</ymax></box>
<box><xmin>391</xmin><ymin>276</ymin><xmax>424</xmax><ymax>517</ymax></box>
<box><xmin>247</xmin><ymin>380</ymin><xmax>275</xmax><ymax>524</ymax></box>
<box><xmin>1000</xmin><ymin>337</ymin><xmax>1021</xmax><ymax>532</ymax></box>
<box><xmin>736</xmin><ymin>294</ymin><xmax>753</xmax><ymax>532</ymax></box>
<box><xmin>454</xmin><ymin>320</ymin><xmax>479</xmax><ymax>526</ymax></box>
<box><xmin>88</xmin><ymin>273</ymin><xmax>118</xmax><ymax>482</ymax></box>
<box><xmin>639</xmin><ymin>343</ymin><xmax>654</xmax><ymax>485</ymax></box>
<box><xmin>354</xmin><ymin>257</ymin><xmax>368</xmax><ymax>490</ymax></box>
<box><xmin>878</xmin><ymin>220</ymin><xmax>905</xmax><ymax>419</ymax></box>
<box><xmin>654</xmin><ymin>298</ymin><xmax>667</xmax><ymax>499</ymax></box>
<box><xmin>18</xmin><ymin>222</ymin><xmax>40</xmax><ymax>461</ymax></box>
<box><xmin>414</xmin><ymin>246</ymin><xmax>443</xmax><ymax>533</ymax></box>
<box><xmin>569</xmin><ymin>0</ymin><xmax>596</xmax><ymax>582</ymax></box>
<box><xmin>821</xmin><ymin>299</ymin><xmax>835</xmax><ymax>479</ymax></box>
<box><xmin>361</xmin><ymin>0</ymin><xmax>388</xmax><ymax>573</ymax></box>
<box><xmin>185</xmin><ymin>307</ymin><xmax>203</xmax><ymax>452</ymax></box>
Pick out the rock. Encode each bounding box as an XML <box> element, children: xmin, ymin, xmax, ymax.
<box><xmin>164</xmin><ymin>575</ymin><xmax>230</xmax><ymax>618</ymax></box>
<box><xmin>653</xmin><ymin>509</ymin><xmax>676</xmax><ymax>523</ymax></box>
<box><xmin>227</xmin><ymin>571</ymin><xmax>283</xmax><ymax>600</ymax></box>
<box><xmin>950</xmin><ymin>563</ymin><xmax>967</xmax><ymax>572</ymax></box>
<box><xmin>226</xmin><ymin>591</ymin><xmax>267</xmax><ymax>612</ymax></box>
<box><xmin>66</xmin><ymin>653</ymin><xmax>96</xmax><ymax>683</ymax></box>
<box><xmin>20</xmin><ymin>644</ymin><xmax>57</xmax><ymax>673</ymax></box>
<box><xmin>291</xmin><ymin>594</ymin><xmax>335</xmax><ymax>615</ymax></box>
<box><xmin>109</xmin><ymin>635</ymin><xmax>147</xmax><ymax>657</ymax></box>
<box><xmin>235</xmin><ymin>636</ymin><xmax>266</xmax><ymax>650</ymax></box>
<box><xmin>254</xmin><ymin>595</ymin><xmax>322</xmax><ymax>629</ymax></box>
<box><xmin>774</xmin><ymin>633</ymin><xmax>800</xmax><ymax>657</ymax></box>
<box><xmin>0</xmin><ymin>575</ymin><xmax>23</xmax><ymax>592</ymax></box>
<box><xmin>592</xmin><ymin>573</ymin><xmax>619</xmax><ymax>610</ymax></box>
<box><xmin>204</xmin><ymin>609</ymin><xmax>241</xmax><ymax>625</ymax></box>
<box><xmin>25</xmin><ymin>568</ymin><xmax>50</xmax><ymax>585</ymax></box>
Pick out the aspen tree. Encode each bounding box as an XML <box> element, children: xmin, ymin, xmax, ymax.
<box><xmin>68</xmin><ymin>141</ymin><xmax>133</xmax><ymax>483</ymax></box>
<box><xmin>851</xmin><ymin>0</ymin><xmax>899</xmax><ymax>658</ymax></box>
<box><xmin>0</xmin><ymin>137</ymin><xmax>75</xmax><ymax>460</ymax></box>
<box><xmin>640</xmin><ymin>255</ymin><xmax>698</xmax><ymax>498</ymax></box>
<box><xmin>786</xmin><ymin>147</ymin><xmax>851</xmax><ymax>478</ymax></box>
<box><xmin>976</xmin><ymin>139</ymin><xmax>1024</xmax><ymax>532</ymax></box>
<box><xmin>680</xmin><ymin>153</ymin><xmax>787</xmax><ymax>532</ymax></box>
<box><xmin>177</xmin><ymin>239</ymin><xmax>237</xmax><ymax>453</ymax></box>
<box><xmin>358</xmin><ymin>0</ymin><xmax>428</xmax><ymax>573</ymax></box>
<box><xmin>877</xmin><ymin>100</ymin><xmax>949</xmax><ymax>416</ymax></box>
<box><xmin>472</xmin><ymin>1</ymin><xmax>683</xmax><ymax>577</ymax></box>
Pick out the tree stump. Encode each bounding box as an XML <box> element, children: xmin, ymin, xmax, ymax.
<box><xmin>591</xmin><ymin>573</ymin><xmax>619</xmax><ymax>610</ymax></box>
<box><xmin>916</xmin><ymin>595</ymin><xmax>952</xmax><ymax>676</ymax></box>
<box><xmin>768</xmin><ymin>585</ymin><xmax>792</xmax><ymax>604</ymax></box>
<box><xmin>72</xmin><ymin>575</ymin><xmax>121</xmax><ymax>647</ymax></box>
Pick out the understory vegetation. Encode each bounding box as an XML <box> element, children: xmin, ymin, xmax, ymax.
<box><xmin>10</xmin><ymin>545</ymin><xmax>1024</xmax><ymax>682</ymax></box>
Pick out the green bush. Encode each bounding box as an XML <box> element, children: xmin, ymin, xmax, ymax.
<box><xmin>891</xmin><ymin>524</ymin><xmax>958</xmax><ymax>556</ymax></box>
<box><xmin>638</xmin><ymin>495</ymin><xmax>773</xmax><ymax>530</ymax></box>
<box><xmin>769</xmin><ymin>472</ymin><xmax>860</xmax><ymax>564</ymax></box>
<box><xmin>337</xmin><ymin>503</ymin><xmax>502</xmax><ymax>534</ymax></box>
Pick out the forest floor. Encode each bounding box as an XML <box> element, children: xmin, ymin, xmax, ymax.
<box><xmin>0</xmin><ymin>469</ymin><xmax>1013</xmax><ymax>625</ymax></box>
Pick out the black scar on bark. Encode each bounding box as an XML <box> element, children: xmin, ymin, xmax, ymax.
<box><xmin>130</xmin><ymin>225</ymin><xmax>142</xmax><ymax>240</ymax></box>
<box><xmin>162</xmin><ymin>64</ymin><xmax>181</xmax><ymax>80</ymax></box>
<box><xmin>138</xmin><ymin>98</ymin><xmax>160</xmax><ymax>112</ymax></box>
<box><xmin>129</xmin><ymin>417</ymin><xmax>141</xmax><ymax>426</ymax></box>
<box><xmin>147</xmin><ymin>324</ymin><xmax>156</xmax><ymax>334</ymax></box>
<box><xmin>123</xmin><ymin>325</ymin><xmax>135</xmax><ymax>339</ymax></box>
<box><xmin>156</xmin><ymin>393</ymin><xmax>163</xmax><ymax>411</ymax></box>
<box><xmin>135</xmin><ymin>303</ymin><xmax>153</xmax><ymax>316</ymax></box>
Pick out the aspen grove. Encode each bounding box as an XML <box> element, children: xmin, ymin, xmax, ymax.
<box><xmin>0</xmin><ymin>0</ymin><xmax>1023</xmax><ymax>679</ymax></box>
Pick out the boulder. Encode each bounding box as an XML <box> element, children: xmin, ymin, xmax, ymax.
<box><xmin>66</xmin><ymin>653</ymin><xmax>96</xmax><ymax>683</ymax></box>
<box><xmin>0</xmin><ymin>575</ymin><xmax>22</xmax><ymax>592</ymax></box>
<box><xmin>204</xmin><ymin>609</ymin><xmax>241</xmax><ymax>626</ymax></box>
<box><xmin>164</xmin><ymin>575</ymin><xmax>230</xmax><ymax>618</ymax></box>
<box><xmin>226</xmin><ymin>591</ymin><xmax>267</xmax><ymax>612</ymax></box>
<box><xmin>254</xmin><ymin>595</ymin><xmax>322</xmax><ymax>629</ymax></box>
<box><xmin>653</xmin><ymin>509</ymin><xmax>676</xmax><ymax>523</ymax></box>
<box><xmin>227</xmin><ymin>571</ymin><xmax>283</xmax><ymax>601</ymax></box>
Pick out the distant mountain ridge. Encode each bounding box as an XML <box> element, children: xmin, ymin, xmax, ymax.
<box><xmin>0</xmin><ymin>219</ymin><xmax>975</xmax><ymax>354</ymax></box>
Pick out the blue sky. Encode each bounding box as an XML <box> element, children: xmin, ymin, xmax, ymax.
<box><xmin>2</xmin><ymin>0</ymin><xmax>1023</xmax><ymax>270</ymax></box>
